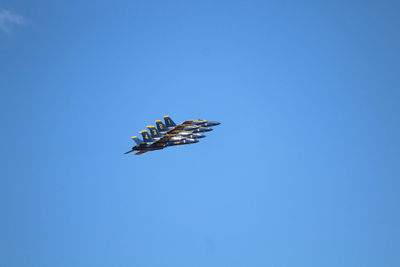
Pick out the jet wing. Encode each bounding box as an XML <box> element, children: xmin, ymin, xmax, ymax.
<box><xmin>180</xmin><ymin>120</ymin><xmax>205</xmax><ymax>125</ymax></box>
<box><xmin>181</xmin><ymin>120</ymin><xmax>195</xmax><ymax>125</ymax></box>
<box><xmin>135</xmin><ymin>150</ymin><xmax>148</xmax><ymax>155</ymax></box>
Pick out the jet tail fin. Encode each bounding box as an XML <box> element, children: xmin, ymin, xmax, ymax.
<box><xmin>131</xmin><ymin>136</ymin><xmax>143</xmax><ymax>145</ymax></box>
<box><xmin>163</xmin><ymin>116</ymin><xmax>176</xmax><ymax>128</ymax></box>
<box><xmin>140</xmin><ymin>130</ymin><xmax>154</xmax><ymax>142</ymax></box>
<box><xmin>155</xmin><ymin>120</ymin><xmax>167</xmax><ymax>132</ymax></box>
<box><xmin>147</xmin><ymin>126</ymin><xmax>162</xmax><ymax>138</ymax></box>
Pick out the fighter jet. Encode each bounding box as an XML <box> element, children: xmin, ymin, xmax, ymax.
<box><xmin>181</xmin><ymin>118</ymin><xmax>221</xmax><ymax>127</ymax></box>
<box><xmin>161</xmin><ymin>116</ymin><xmax>219</xmax><ymax>134</ymax></box>
<box><xmin>124</xmin><ymin>116</ymin><xmax>220</xmax><ymax>155</ymax></box>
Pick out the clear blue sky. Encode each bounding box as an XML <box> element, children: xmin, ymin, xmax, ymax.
<box><xmin>1</xmin><ymin>1</ymin><xmax>399</xmax><ymax>266</ymax></box>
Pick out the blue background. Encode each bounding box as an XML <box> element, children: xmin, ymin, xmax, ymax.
<box><xmin>1</xmin><ymin>1</ymin><xmax>399</xmax><ymax>266</ymax></box>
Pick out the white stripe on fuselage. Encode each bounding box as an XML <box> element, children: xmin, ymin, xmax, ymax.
<box><xmin>178</xmin><ymin>131</ymin><xmax>192</xmax><ymax>136</ymax></box>
<box><xmin>169</xmin><ymin>136</ymin><xmax>185</xmax><ymax>141</ymax></box>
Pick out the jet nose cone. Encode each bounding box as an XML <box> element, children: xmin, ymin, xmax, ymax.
<box><xmin>193</xmin><ymin>139</ymin><xmax>199</xmax><ymax>143</ymax></box>
<box><xmin>208</xmin><ymin>121</ymin><xmax>221</xmax><ymax>126</ymax></box>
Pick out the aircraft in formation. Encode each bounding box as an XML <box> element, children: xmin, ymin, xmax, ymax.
<box><xmin>124</xmin><ymin>116</ymin><xmax>220</xmax><ymax>155</ymax></box>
